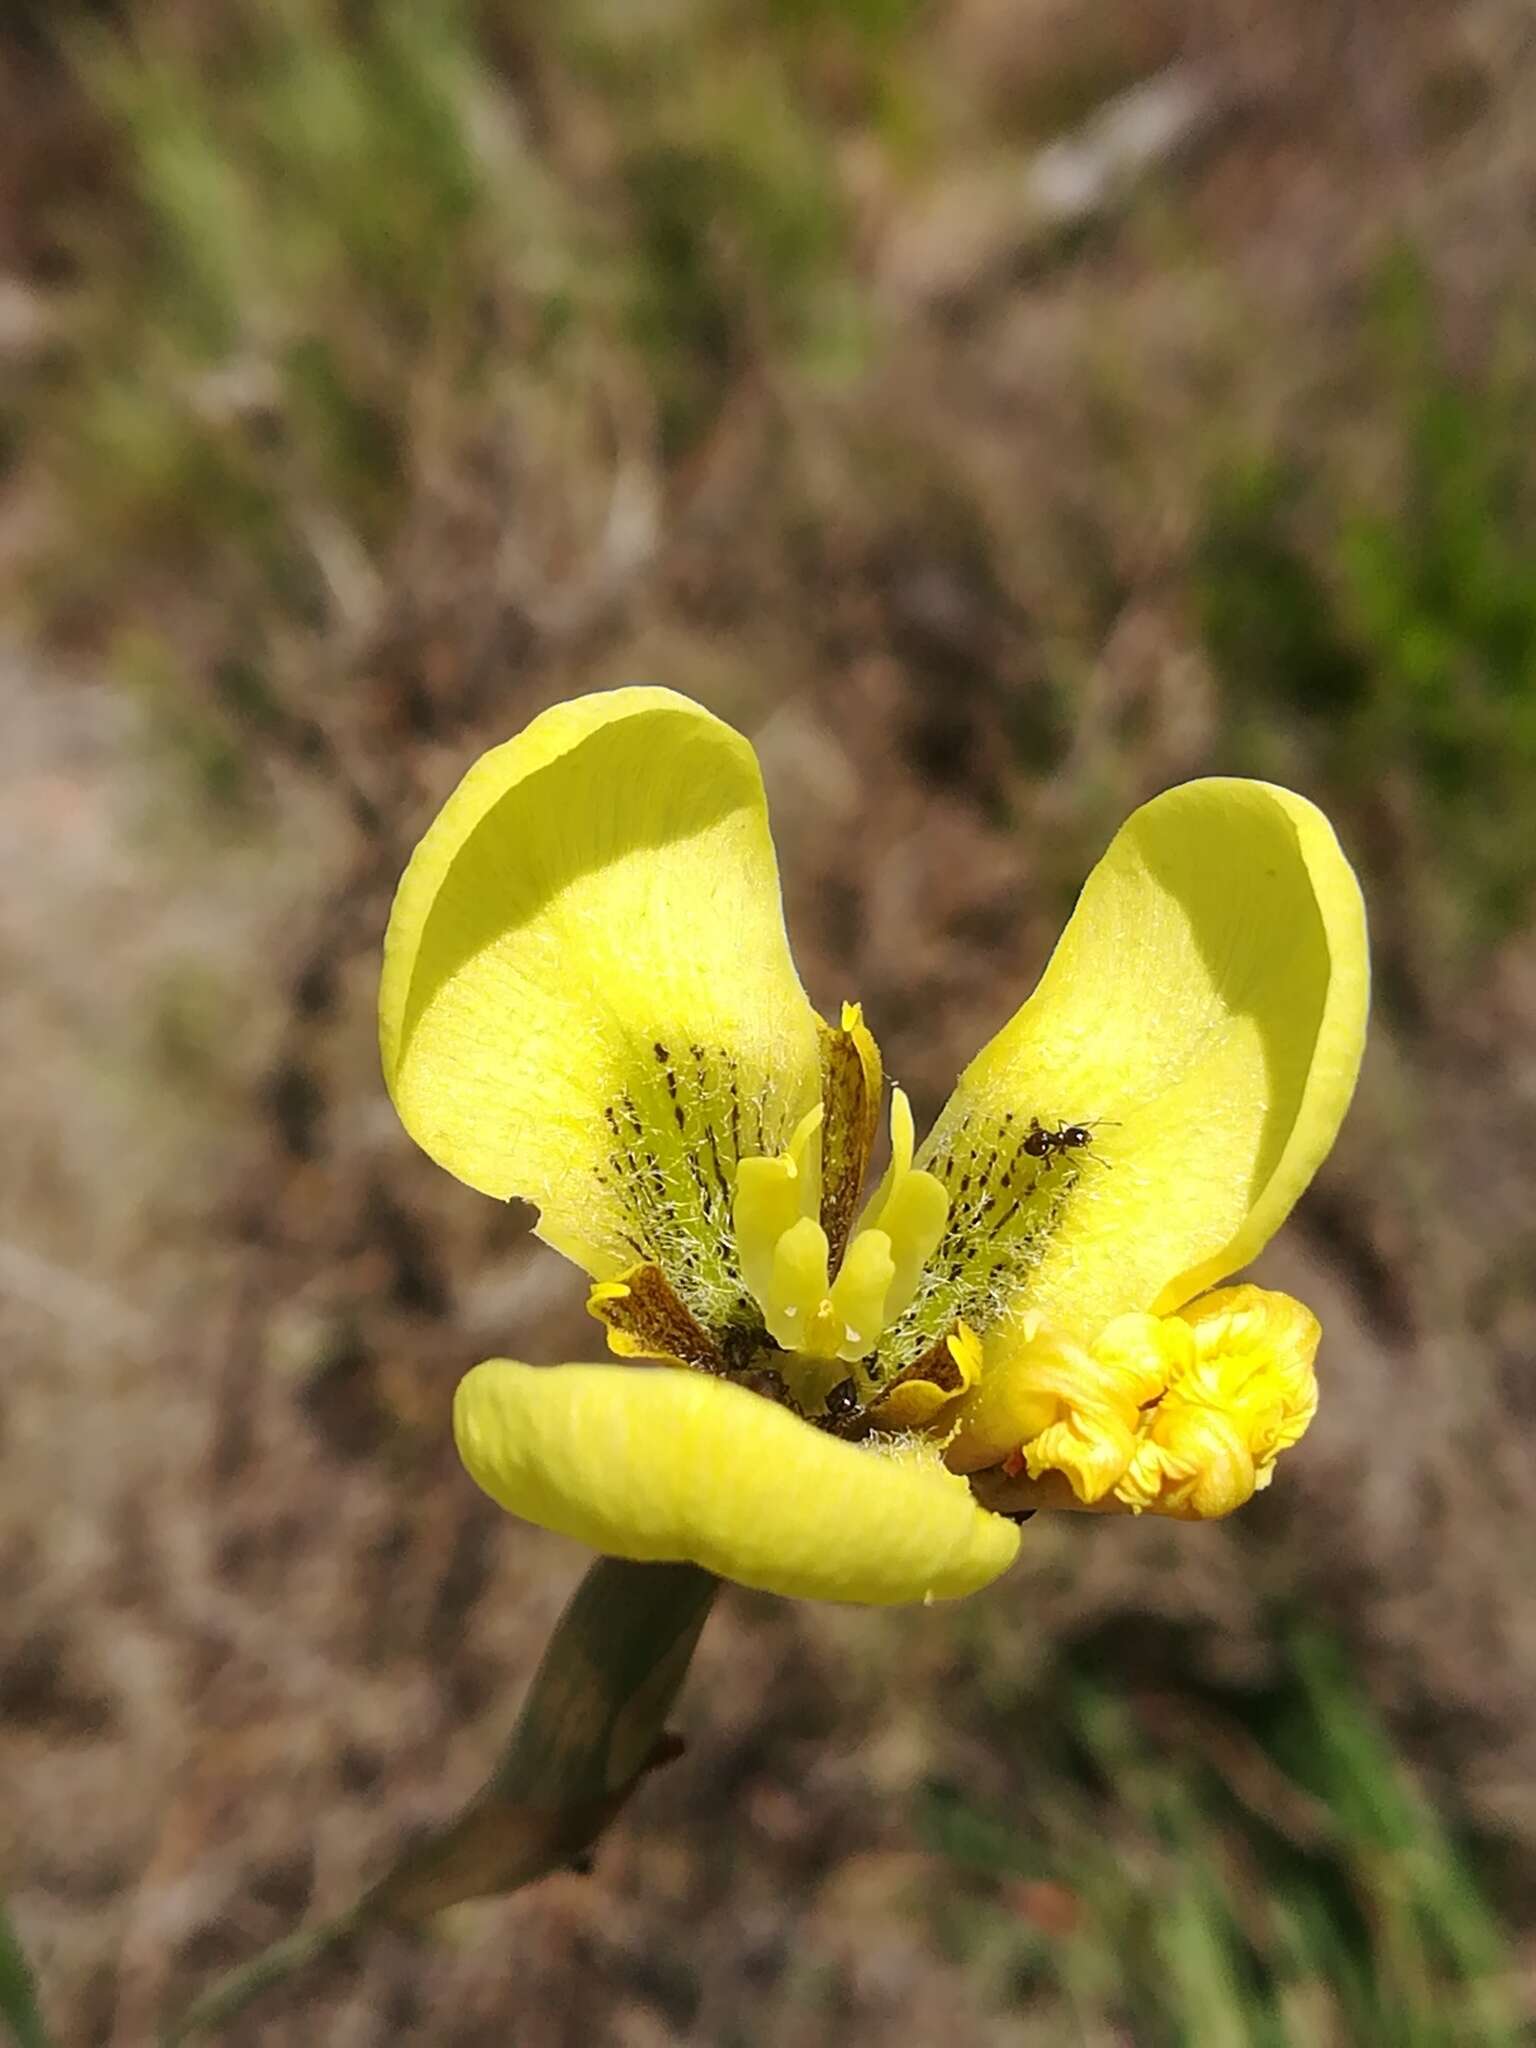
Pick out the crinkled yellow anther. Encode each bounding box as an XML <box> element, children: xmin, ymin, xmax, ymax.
<box><xmin>951</xmin><ymin>1284</ymin><xmax>1320</xmax><ymax>1520</ymax></box>
<box><xmin>734</xmin><ymin>1088</ymin><xmax>950</xmax><ymax>1375</ymax></box>
<box><xmin>947</xmin><ymin>1311</ymin><xmax>1180</xmax><ymax>1498</ymax></box>
<box><xmin>1112</xmin><ymin>1286</ymin><xmax>1319</xmax><ymax>1519</ymax></box>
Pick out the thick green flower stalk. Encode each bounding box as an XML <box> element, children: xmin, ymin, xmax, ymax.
<box><xmin>382</xmin><ymin>688</ymin><xmax>1369</xmax><ymax>1594</ymax></box>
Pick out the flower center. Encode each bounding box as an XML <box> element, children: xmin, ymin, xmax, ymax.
<box><xmin>580</xmin><ymin>1015</ymin><xmax>1323</xmax><ymax>1522</ymax></box>
<box><xmin>731</xmin><ymin>1089</ymin><xmax>949</xmax><ymax>1412</ymax></box>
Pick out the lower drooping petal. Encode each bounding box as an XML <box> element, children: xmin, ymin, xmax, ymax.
<box><xmin>379</xmin><ymin>689</ymin><xmax>823</xmax><ymax>1325</ymax></box>
<box><xmin>890</xmin><ymin>780</ymin><xmax>1367</xmax><ymax>1358</ymax></box>
<box><xmin>454</xmin><ymin>1361</ymin><xmax>1021</xmax><ymax>1604</ymax></box>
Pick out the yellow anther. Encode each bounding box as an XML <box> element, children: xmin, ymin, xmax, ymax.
<box><xmin>1112</xmin><ymin>1286</ymin><xmax>1319</xmax><ymax>1519</ymax></box>
<box><xmin>733</xmin><ymin>1102</ymin><xmax>826</xmax><ymax>1328</ymax></box>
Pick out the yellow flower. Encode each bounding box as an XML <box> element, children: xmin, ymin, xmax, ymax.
<box><xmin>380</xmin><ymin>689</ymin><xmax>1368</xmax><ymax>1604</ymax></box>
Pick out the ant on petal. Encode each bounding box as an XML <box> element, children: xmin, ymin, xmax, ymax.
<box><xmin>1021</xmin><ymin>1116</ymin><xmax>1094</xmax><ymax>1163</ymax></box>
<box><xmin>1020</xmin><ymin>1116</ymin><xmax>1116</xmax><ymax>1168</ymax></box>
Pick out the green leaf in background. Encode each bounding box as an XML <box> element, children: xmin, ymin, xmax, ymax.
<box><xmin>915</xmin><ymin>1626</ymin><xmax>1523</xmax><ymax>2048</ymax></box>
<box><xmin>0</xmin><ymin>1898</ymin><xmax>52</xmax><ymax>2048</ymax></box>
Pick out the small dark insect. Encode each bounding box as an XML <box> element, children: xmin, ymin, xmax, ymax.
<box><xmin>824</xmin><ymin>1377</ymin><xmax>863</xmax><ymax>1424</ymax></box>
<box><xmin>1021</xmin><ymin>1116</ymin><xmax>1097</xmax><ymax>1163</ymax></box>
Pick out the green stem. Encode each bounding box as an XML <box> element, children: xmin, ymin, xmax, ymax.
<box><xmin>158</xmin><ymin>1557</ymin><xmax>718</xmax><ymax>2044</ymax></box>
<box><xmin>156</xmin><ymin>1908</ymin><xmax>366</xmax><ymax>2048</ymax></box>
<box><xmin>1</xmin><ymin>1895</ymin><xmax>54</xmax><ymax>2048</ymax></box>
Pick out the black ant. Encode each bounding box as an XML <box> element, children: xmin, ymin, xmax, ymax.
<box><xmin>1021</xmin><ymin>1116</ymin><xmax>1097</xmax><ymax>1164</ymax></box>
<box><xmin>822</xmin><ymin>1376</ymin><xmax>868</xmax><ymax>1437</ymax></box>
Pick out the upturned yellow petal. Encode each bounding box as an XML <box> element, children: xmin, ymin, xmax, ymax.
<box><xmin>379</xmin><ymin>689</ymin><xmax>822</xmax><ymax>1321</ymax></box>
<box><xmin>454</xmin><ymin>1361</ymin><xmax>1020</xmax><ymax>1605</ymax></box>
<box><xmin>902</xmin><ymin>780</ymin><xmax>1367</xmax><ymax>1351</ymax></box>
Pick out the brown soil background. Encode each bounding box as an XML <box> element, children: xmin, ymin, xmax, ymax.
<box><xmin>2</xmin><ymin>2</ymin><xmax>1535</xmax><ymax>2041</ymax></box>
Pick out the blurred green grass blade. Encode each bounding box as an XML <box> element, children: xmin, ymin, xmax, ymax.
<box><xmin>0</xmin><ymin>1899</ymin><xmax>52</xmax><ymax>2048</ymax></box>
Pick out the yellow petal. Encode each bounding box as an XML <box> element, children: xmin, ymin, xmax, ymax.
<box><xmin>1172</xmin><ymin>1284</ymin><xmax>1320</xmax><ymax>1457</ymax></box>
<box><xmin>909</xmin><ymin>780</ymin><xmax>1367</xmax><ymax>1346</ymax></box>
<box><xmin>1111</xmin><ymin>1282</ymin><xmax>1321</xmax><ymax>1518</ymax></box>
<box><xmin>380</xmin><ymin>689</ymin><xmax>822</xmax><ymax>1319</ymax></box>
<box><xmin>454</xmin><ymin>1361</ymin><xmax>1020</xmax><ymax>1605</ymax></box>
<box><xmin>1114</xmin><ymin>1405</ymin><xmax>1258</xmax><ymax>1521</ymax></box>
